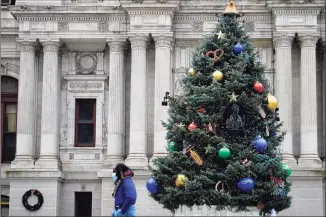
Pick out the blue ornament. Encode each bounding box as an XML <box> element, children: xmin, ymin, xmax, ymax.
<box><xmin>279</xmin><ymin>187</ymin><xmax>287</xmax><ymax>198</ymax></box>
<box><xmin>237</xmin><ymin>177</ymin><xmax>254</xmax><ymax>192</ymax></box>
<box><xmin>146</xmin><ymin>177</ymin><xmax>159</xmax><ymax>194</ymax></box>
<box><xmin>233</xmin><ymin>42</ymin><xmax>244</xmax><ymax>55</ymax></box>
<box><xmin>251</xmin><ymin>136</ymin><xmax>268</xmax><ymax>153</ymax></box>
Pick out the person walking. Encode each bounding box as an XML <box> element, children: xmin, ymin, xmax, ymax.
<box><xmin>111</xmin><ymin>163</ymin><xmax>137</xmax><ymax>217</ymax></box>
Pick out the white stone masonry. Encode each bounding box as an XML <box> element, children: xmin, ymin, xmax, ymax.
<box><xmin>125</xmin><ymin>35</ymin><xmax>149</xmax><ymax>168</ymax></box>
<box><xmin>104</xmin><ymin>39</ymin><xmax>126</xmax><ymax>167</ymax></box>
<box><xmin>11</xmin><ymin>40</ymin><xmax>38</xmax><ymax>169</ymax></box>
<box><xmin>152</xmin><ymin>35</ymin><xmax>174</xmax><ymax>159</ymax></box>
<box><xmin>274</xmin><ymin>33</ymin><xmax>297</xmax><ymax>166</ymax></box>
<box><xmin>299</xmin><ymin>33</ymin><xmax>322</xmax><ymax>168</ymax></box>
<box><xmin>35</xmin><ymin>40</ymin><xmax>61</xmax><ymax>169</ymax></box>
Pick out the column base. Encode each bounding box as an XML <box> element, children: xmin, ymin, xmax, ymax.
<box><xmin>11</xmin><ymin>156</ymin><xmax>35</xmax><ymax>169</ymax></box>
<box><xmin>125</xmin><ymin>153</ymin><xmax>148</xmax><ymax>169</ymax></box>
<box><xmin>298</xmin><ymin>155</ymin><xmax>323</xmax><ymax>168</ymax></box>
<box><xmin>282</xmin><ymin>155</ymin><xmax>298</xmax><ymax>167</ymax></box>
<box><xmin>34</xmin><ymin>156</ymin><xmax>61</xmax><ymax>170</ymax></box>
<box><xmin>102</xmin><ymin>156</ymin><xmax>124</xmax><ymax>169</ymax></box>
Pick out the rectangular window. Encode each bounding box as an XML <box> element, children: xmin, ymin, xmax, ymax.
<box><xmin>74</xmin><ymin>192</ymin><xmax>92</xmax><ymax>217</ymax></box>
<box><xmin>1</xmin><ymin>103</ymin><xmax>17</xmax><ymax>163</ymax></box>
<box><xmin>75</xmin><ymin>99</ymin><xmax>96</xmax><ymax>147</ymax></box>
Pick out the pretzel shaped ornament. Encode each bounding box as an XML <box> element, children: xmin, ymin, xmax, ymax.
<box><xmin>205</xmin><ymin>49</ymin><xmax>224</xmax><ymax>63</ymax></box>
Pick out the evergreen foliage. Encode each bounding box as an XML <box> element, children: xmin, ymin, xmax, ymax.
<box><xmin>148</xmin><ymin>12</ymin><xmax>292</xmax><ymax>215</ymax></box>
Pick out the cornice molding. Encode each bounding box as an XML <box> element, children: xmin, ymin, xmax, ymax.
<box><xmin>124</xmin><ymin>3</ymin><xmax>180</xmax><ymax>15</ymax></box>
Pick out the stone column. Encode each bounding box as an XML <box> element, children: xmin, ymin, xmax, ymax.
<box><xmin>152</xmin><ymin>35</ymin><xmax>173</xmax><ymax>159</ymax></box>
<box><xmin>273</xmin><ymin>34</ymin><xmax>297</xmax><ymax>166</ymax></box>
<box><xmin>35</xmin><ymin>40</ymin><xmax>61</xmax><ymax>169</ymax></box>
<box><xmin>298</xmin><ymin>33</ymin><xmax>322</xmax><ymax>168</ymax></box>
<box><xmin>125</xmin><ymin>35</ymin><xmax>149</xmax><ymax>169</ymax></box>
<box><xmin>104</xmin><ymin>39</ymin><xmax>126</xmax><ymax>167</ymax></box>
<box><xmin>11</xmin><ymin>40</ymin><xmax>38</xmax><ymax>169</ymax></box>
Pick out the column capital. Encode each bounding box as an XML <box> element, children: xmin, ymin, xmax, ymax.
<box><xmin>128</xmin><ymin>34</ymin><xmax>149</xmax><ymax>49</ymax></box>
<box><xmin>17</xmin><ymin>39</ymin><xmax>38</xmax><ymax>53</ymax></box>
<box><xmin>298</xmin><ymin>33</ymin><xmax>319</xmax><ymax>48</ymax></box>
<box><xmin>273</xmin><ymin>33</ymin><xmax>294</xmax><ymax>48</ymax></box>
<box><xmin>40</xmin><ymin>39</ymin><xmax>61</xmax><ymax>53</ymax></box>
<box><xmin>107</xmin><ymin>40</ymin><xmax>127</xmax><ymax>53</ymax></box>
<box><xmin>153</xmin><ymin>34</ymin><xmax>174</xmax><ymax>48</ymax></box>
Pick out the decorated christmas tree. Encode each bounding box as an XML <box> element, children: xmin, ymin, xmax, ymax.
<box><xmin>146</xmin><ymin>0</ymin><xmax>292</xmax><ymax>215</ymax></box>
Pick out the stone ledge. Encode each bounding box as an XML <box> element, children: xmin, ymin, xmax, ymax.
<box><xmin>6</xmin><ymin>169</ymin><xmax>64</xmax><ymax>180</ymax></box>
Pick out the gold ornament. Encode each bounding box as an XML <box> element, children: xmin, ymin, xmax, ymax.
<box><xmin>212</xmin><ymin>70</ymin><xmax>224</xmax><ymax>81</ymax></box>
<box><xmin>175</xmin><ymin>174</ymin><xmax>189</xmax><ymax>188</ymax></box>
<box><xmin>267</xmin><ymin>94</ymin><xmax>278</xmax><ymax>111</ymax></box>
<box><xmin>183</xmin><ymin>145</ymin><xmax>203</xmax><ymax>166</ymax></box>
<box><xmin>216</xmin><ymin>30</ymin><xmax>225</xmax><ymax>39</ymax></box>
<box><xmin>188</xmin><ymin>68</ymin><xmax>196</xmax><ymax>76</ymax></box>
<box><xmin>224</xmin><ymin>0</ymin><xmax>239</xmax><ymax>15</ymax></box>
<box><xmin>229</xmin><ymin>92</ymin><xmax>238</xmax><ymax>102</ymax></box>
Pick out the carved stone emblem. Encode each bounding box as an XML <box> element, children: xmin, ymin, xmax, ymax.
<box><xmin>98</xmin><ymin>21</ymin><xmax>109</xmax><ymax>32</ymax></box>
<box><xmin>58</xmin><ymin>22</ymin><xmax>69</xmax><ymax>32</ymax></box>
<box><xmin>192</xmin><ymin>21</ymin><xmax>203</xmax><ymax>32</ymax></box>
<box><xmin>76</xmin><ymin>52</ymin><xmax>97</xmax><ymax>75</ymax></box>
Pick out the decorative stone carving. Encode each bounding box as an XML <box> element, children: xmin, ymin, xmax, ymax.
<box><xmin>299</xmin><ymin>33</ymin><xmax>319</xmax><ymax>47</ymax></box>
<box><xmin>76</xmin><ymin>52</ymin><xmax>97</xmax><ymax>75</ymax></box>
<box><xmin>279</xmin><ymin>0</ymin><xmax>291</xmax><ymax>3</ymax></box>
<box><xmin>58</xmin><ymin>22</ymin><xmax>69</xmax><ymax>32</ymax></box>
<box><xmin>95</xmin><ymin>153</ymin><xmax>100</xmax><ymax>160</ymax></box>
<box><xmin>173</xmin><ymin>72</ymin><xmax>186</xmax><ymax>96</ymax></box>
<box><xmin>61</xmin><ymin>80</ymin><xmax>68</xmax><ymax>90</ymax></box>
<box><xmin>60</xmin><ymin>102</ymin><xmax>68</xmax><ymax>146</ymax></box>
<box><xmin>129</xmin><ymin>35</ymin><xmax>148</xmax><ymax>48</ymax></box>
<box><xmin>102</xmin><ymin>102</ymin><xmax>108</xmax><ymax>145</ymax></box>
<box><xmin>157</xmin><ymin>0</ymin><xmax>167</xmax><ymax>3</ymax></box>
<box><xmin>0</xmin><ymin>62</ymin><xmax>20</xmax><ymax>76</ymax></box>
<box><xmin>132</xmin><ymin>0</ymin><xmax>143</xmax><ymax>2</ymax></box>
<box><xmin>108</xmin><ymin>41</ymin><xmax>126</xmax><ymax>53</ymax></box>
<box><xmin>69</xmin><ymin>81</ymin><xmax>102</xmax><ymax>89</ymax></box>
<box><xmin>42</xmin><ymin>41</ymin><xmax>60</xmax><ymax>53</ymax></box>
<box><xmin>98</xmin><ymin>21</ymin><xmax>109</xmax><ymax>32</ymax></box>
<box><xmin>153</xmin><ymin>35</ymin><xmax>174</xmax><ymax>48</ymax></box>
<box><xmin>18</xmin><ymin>42</ymin><xmax>36</xmax><ymax>53</ymax></box>
<box><xmin>273</xmin><ymin>33</ymin><xmax>294</xmax><ymax>48</ymax></box>
<box><xmin>69</xmin><ymin>153</ymin><xmax>74</xmax><ymax>160</ymax></box>
<box><xmin>192</xmin><ymin>21</ymin><xmax>204</xmax><ymax>32</ymax></box>
<box><xmin>243</xmin><ymin>21</ymin><xmax>255</xmax><ymax>32</ymax></box>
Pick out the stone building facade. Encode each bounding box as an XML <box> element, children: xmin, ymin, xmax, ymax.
<box><xmin>0</xmin><ymin>0</ymin><xmax>325</xmax><ymax>216</ymax></box>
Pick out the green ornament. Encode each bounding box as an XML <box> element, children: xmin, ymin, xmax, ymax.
<box><xmin>218</xmin><ymin>146</ymin><xmax>231</xmax><ymax>159</ymax></box>
<box><xmin>168</xmin><ymin>141</ymin><xmax>177</xmax><ymax>152</ymax></box>
<box><xmin>281</xmin><ymin>163</ymin><xmax>292</xmax><ymax>178</ymax></box>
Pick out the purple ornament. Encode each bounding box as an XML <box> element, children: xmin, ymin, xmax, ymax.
<box><xmin>251</xmin><ymin>136</ymin><xmax>268</xmax><ymax>153</ymax></box>
<box><xmin>146</xmin><ymin>177</ymin><xmax>159</xmax><ymax>194</ymax></box>
<box><xmin>233</xmin><ymin>42</ymin><xmax>244</xmax><ymax>55</ymax></box>
<box><xmin>237</xmin><ymin>177</ymin><xmax>254</xmax><ymax>192</ymax></box>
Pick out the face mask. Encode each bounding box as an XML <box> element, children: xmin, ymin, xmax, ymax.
<box><xmin>112</xmin><ymin>172</ymin><xmax>117</xmax><ymax>182</ymax></box>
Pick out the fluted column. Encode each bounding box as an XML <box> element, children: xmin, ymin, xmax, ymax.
<box><xmin>35</xmin><ymin>40</ymin><xmax>61</xmax><ymax>169</ymax></box>
<box><xmin>273</xmin><ymin>34</ymin><xmax>297</xmax><ymax>166</ymax></box>
<box><xmin>125</xmin><ymin>35</ymin><xmax>149</xmax><ymax>169</ymax></box>
<box><xmin>152</xmin><ymin>35</ymin><xmax>173</xmax><ymax>159</ymax></box>
<box><xmin>11</xmin><ymin>40</ymin><xmax>38</xmax><ymax>169</ymax></box>
<box><xmin>104</xmin><ymin>39</ymin><xmax>126</xmax><ymax>167</ymax></box>
<box><xmin>298</xmin><ymin>33</ymin><xmax>322</xmax><ymax>168</ymax></box>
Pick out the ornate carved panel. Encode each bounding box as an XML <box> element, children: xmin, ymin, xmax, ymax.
<box><xmin>173</xmin><ymin>68</ymin><xmax>187</xmax><ymax>96</ymax></box>
<box><xmin>76</xmin><ymin>52</ymin><xmax>97</xmax><ymax>75</ymax></box>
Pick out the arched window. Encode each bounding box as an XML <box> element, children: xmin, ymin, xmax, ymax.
<box><xmin>1</xmin><ymin>76</ymin><xmax>18</xmax><ymax>163</ymax></box>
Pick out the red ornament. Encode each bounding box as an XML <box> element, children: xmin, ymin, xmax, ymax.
<box><xmin>253</xmin><ymin>81</ymin><xmax>264</xmax><ymax>93</ymax></box>
<box><xmin>187</xmin><ymin>122</ymin><xmax>198</xmax><ymax>132</ymax></box>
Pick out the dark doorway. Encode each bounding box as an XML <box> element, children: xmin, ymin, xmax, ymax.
<box><xmin>75</xmin><ymin>192</ymin><xmax>92</xmax><ymax>217</ymax></box>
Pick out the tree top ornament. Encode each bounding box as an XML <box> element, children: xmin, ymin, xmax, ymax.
<box><xmin>224</xmin><ymin>0</ymin><xmax>240</xmax><ymax>16</ymax></box>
